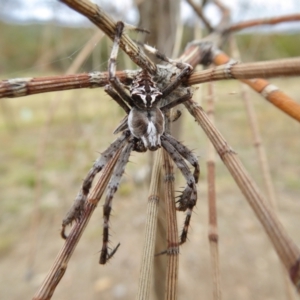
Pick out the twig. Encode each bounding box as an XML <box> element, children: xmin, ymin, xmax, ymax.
<box><xmin>230</xmin><ymin>35</ymin><xmax>296</xmax><ymax>300</ymax></box>
<box><xmin>136</xmin><ymin>150</ymin><xmax>162</xmax><ymax>300</ymax></box>
<box><xmin>184</xmin><ymin>99</ymin><xmax>300</xmax><ymax>292</ymax></box>
<box><xmin>227</xmin><ymin>14</ymin><xmax>300</xmax><ymax>33</ymax></box>
<box><xmin>3</xmin><ymin>56</ymin><xmax>300</xmax><ymax>100</ymax></box>
<box><xmin>28</xmin><ymin>33</ymin><xmax>104</xmax><ymax>286</ymax></box>
<box><xmin>209</xmin><ymin>49</ymin><xmax>300</xmax><ymax>123</ymax></box>
<box><xmin>0</xmin><ymin>70</ymin><xmax>138</xmax><ymax>98</ymax></box>
<box><xmin>59</xmin><ymin>0</ymin><xmax>156</xmax><ymax>74</ymax></box>
<box><xmin>163</xmin><ymin>149</ymin><xmax>179</xmax><ymax>300</ymax></box>
<box><xmin>206</xmin><ymin>81</ymin><xmax>222</xmax><ymax>300</ymax></box>
<box><xmin>33</xmin><ymin>148</ymin><xmax>122</xmax><ymax>300</ymax></box>
<box><xmin>213</xmin><ymin>0</ymin><xmax>230</xmax><ymax>30</ymax></box>
<box><xmin>185</xmin><ymin>0</ymin><xmax>214</xmax><ymax>32</ymax></box>
<box><xmin>187</xmin><ymin>57</ymin><xmax>300</xmax><ymax>85</ymax></box>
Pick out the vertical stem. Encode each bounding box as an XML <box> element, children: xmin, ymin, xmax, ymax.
<box><xmin>33</xmin><ymin>149</ymin><xmax>121</xmax><ymax>300</ymax></box>
<box><xmin>185</xmin><ymin>99</ymin><xmax>300</xmax><ymax>292</ymax></box>
<box><xmin>230</xmin><ymin>36</ymin><xmax>296</xmax><ymax>299</ymax></box>
<box><xmin>163</xmin><ymin>149</ymin><xmax>179</xmax><ymax>300</ymax></box>
<box><xmin>136</xmin><ymin>150</ymin><xmax>162</xmax><ymax>300</ymax></box>
<box><xmin>206</xmin><ymin>82</ymin><xmax>222</xmax><ymax>300</ymax></box>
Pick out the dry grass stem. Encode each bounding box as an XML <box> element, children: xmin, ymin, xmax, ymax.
<box><xmin>240</xmin><ymin>84</ymin><xmax>278</xmax><ymax>206</ymax></box>
<box><xmin>2</xmin><ymin>57</ymin><xmax>300</xmax><ymax>100</ymax></box>
<box><xmin>230</xmin><ymin>37</ymin><xmax>297</xmax><ymax>299</ymax></box>
<box><xmin>184</xmin><ymin>99</ymin><xmax>300</xmax><ymax>292</ymax></box>
<box><xmin>0</xmin><ymin>70</ymin><xmax>138</xmax><ymax>98</ymax></box>
<box><xmin>136</xmin><ymin>150</ymin><xmax>162</xmax><ymax>300</ymax></box>
<box><xmin>28</xmin><ymin>32</ymin><xmax>106</xmax><ymax>288</ymax></box>
<box><xmin>227</xmin><ymin>14</ymin><xmax>300</xmax><ymax>33</ymax></box>
<box><xmin>229</xmin><ymin>37</ymin><xmax>278</xmax><ymax>209</ymax></box>
<box><xmin>211</xmin><ymin>51</ymin><xmax>300</xmax><ymax>122</ymax></box>
<box><xmin>163</xmin><ymin>150</ymin><xmax>179</xmax><ymax>300</ymax></box>
<box><xmin>185</xmin><ymin>0</ymin><xmax>213</xmax><ymax>32</ymax></box>
<box><xmin>206</xmin><ymin>82</ymin><xmax>222</xmax><ymax>300</ymax></box>
<box><xmin>240</xmin><ymin>81</ymin><xmax>298</xmax><ymax>300</ymax></box>
<box><xmin>59</xmin><ymin>0</ymin><xmax>156</xmax><ymax>74</ymax></box>
<box><xmin>171</xmin><ymin>15</ymin><xmax>184</xmax><ymax>60</ymax></box>
<box><xmin>187</xmin><ymin>57</ymin><xmax>300</xmax><ymax>85</ymax></box>
<box><xmin>33</xmin><ymin>149</ymin><xmax>122</xmax><ymax>300</ymax></box>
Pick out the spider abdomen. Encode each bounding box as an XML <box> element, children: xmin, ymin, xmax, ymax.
<box><xmin>128</xmin><ymin>107</ymin><xmax>165</xmax><ymax>151</ymax></box>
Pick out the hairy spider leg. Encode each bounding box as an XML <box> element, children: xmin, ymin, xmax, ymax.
<box><xmin>141</xmin><ymin>43</ymin><xmax>193</xmax><ymax>98</ymax></box>
<box><xmin>108</xmin><ymin>21</ymin><xmax>135</xmax><ymax>107</ymax></box>
<box><xmin>61</xmin><ymin>131</ymin><xmax>131</xmax><ymax>238</ymax></box>
<box><xmin>100</xmin><ymin>139</ymin><xmax>134</xmax><ymax>264</ymax></box>
<box><xmin>160</xmin><ymin>88</ymin><xmax>192</xmax><ymax>112</ymax></box>
<box><xmin>104</xmin><ymin>85</ymin><xmax>130</xmax><ymax>114</ymax></box>
<box><xmin>164</xmin><ymin>133</ymin><xmax>200</xmax><ymax>184</ymax></box>
<box><xmin>123</xmin><ymin>22</ymin><xmax>150</xmax><ymax>34</ymax></box>
<box><xmin>161</xmin><ymin>136</ymin><xmax>198</xmax><ymax>245</ymax></box>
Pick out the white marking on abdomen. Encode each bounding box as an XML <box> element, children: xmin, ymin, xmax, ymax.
<box><xmin>147</xmin><ymin>121</ymin><xmax>158</xmax><ymax>147</ymax></box>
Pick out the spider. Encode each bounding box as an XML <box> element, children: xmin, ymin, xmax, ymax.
<box><xmin>61</xmin><ymin>21</ymin><xmax>200</xmax><ymax>265</ymax></box>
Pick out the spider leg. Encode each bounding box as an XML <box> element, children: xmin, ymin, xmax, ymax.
<box><xmin>123</xmin><ymin>22</ymin><xmax>150</xmax><ymax>34</ymax></box>
<box><xmin>100</xmin><ymin>138</ymin><xmax>134</xmax><ymax>264</ymax></box>
<box><xmin>61</xmin><ymin>130</ymin><xmax>131</xmax><ymax>239</ymax></box>
<box><xmin>161</xmin><ymin>135</ymin><xmax>198</xmax><ymax>245</ymax></box>
<box><xmin>108</xmin><ymin>21</ymin><xmax>135</xmax><ymax>107</ymax></box>
<box><xmin>104</xmin><ymin>85</ymin><xmax>130</xmax><ymax>114</ymax></box>
<box><xmin>163</xmin><ymin>133</ymin><xmax>200</xmax><ymax>184</ymax></box>
<box><xmin>166</xmin><ymin>109</ymin><xmax>182</xmax><ymax>123</ymax></box>
<box><xmin>160</xmin><ymin>88</ymin><xmax>192</xmax><ymax>112</ymax></box>
<box><xmin>141</xmin><ymin>43</ymin><xmax>193</xmax><ymax>98</ymax></box>
<box><xmin>113</xmin><ymin>115</ymin><xmax>129</xmax><ymax>135</ymax></box>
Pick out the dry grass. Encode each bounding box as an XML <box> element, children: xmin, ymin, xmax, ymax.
<box><xmin>0</xmin><ymin>70</ymin><xmax>300</xmax><ymax>299</ymax></box>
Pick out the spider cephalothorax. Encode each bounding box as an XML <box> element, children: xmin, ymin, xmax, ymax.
<box><xmin>129</xmin><ymin>70</ymin><xmax>165</xmax><ymax>151</ymax></box>
<box><xmin>61</xmin><ymin>21</ymin><xmax>200</xmax><ymax>264</ymax></box>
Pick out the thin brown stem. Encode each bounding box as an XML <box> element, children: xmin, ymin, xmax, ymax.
<box><xmin>28</xmin><ymin>34</ymin><xmax>104</xmax><ymax>288</ymax></box>
<box><xmin>163</xmin><ymin>149</ymin><xmax>179</xmax><ymax>300</ymax></box>
<box><xmin>230</xmin><ymin>36</ymin><xmax>296</xmax><ymax>300</ymax></box>
<box><xmin>227</xmin><ymin>14</ymin><xmax>300</xmax><ymax>33</ymax></box>
<box><xmin>185</xmin><ymin>0</ymin><xmax>214</xmax><ymax>32</ymax></box>
<box><xmin>229</xmin><ymin>38</ymin><xmax>278</xmax><ymax>209</ymax></box>
<box><xmin>33</xmin><ymin>148</ymin><xmax>122</xmax><ymax>300</ymax></box>
<box><xmin>0</xmin><ymin>70</ymin><xmax>137</xmax><ymax>99</ymax></box>
<box><xmin>2</xmin><ymin>56</ymin><xmax>299</xmax><ymax>100</ymax></box>
<box><xmin>136</xmin><ymin>150</ymin><xmax>162</xmax><ymax>300</ymax></box>
<box><xmin>59</xmin><ymin>0</ymin><xmax>156</xmax><ymax>74</ymax></box>
<box><xmin>184</xmin><ymin>99</ymin><xmax>300</xmax><ymax>292</ymax></box>
<box><xmin>206</xmin><ymin>82</ymin><xmax>222</xmax><ymax>300</ymax></box>
<box><xmin>187</xmin><ymin>57</ymin><xmax>300</xmax><ymax>85</ymax></box>
<box><xmin>210</xmin><ymin>50</ymin><xmax>300</xmax><ymax>123</ymax></box>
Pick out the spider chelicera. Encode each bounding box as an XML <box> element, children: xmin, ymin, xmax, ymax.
<box><xmin>61</xmin><ymin>21</ymin><xmax>200</xmax><ymax>264</ymax></box>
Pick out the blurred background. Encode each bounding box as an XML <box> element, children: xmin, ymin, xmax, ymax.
<box><xmin>0</xmin><ymin>0</ymin><xmax>300</xmax><ymax>299</ymax></box>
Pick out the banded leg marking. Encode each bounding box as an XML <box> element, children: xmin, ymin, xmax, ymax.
<box><xmin>100</xmin><ymin>140</ymin><xmax>134</xmax><ymax>264</ymax></box>
<box><xmin>161</xmin><ymin>136</ymin><xmax>198</xmax><ymax>245</ymax></box>
<box><xmin>164</xmin><ymin>133</ymin><xmax>200</xmax><ymax>184</ymax></box>
<box><xmin>61</xmin><ymin>130</ymin><xmax>131</xmax><ymax>238</ymax></box>
<box><xmin>108</xmin><ymin>21</ymin><xmax>134</xmax><ymax>107</ymax></box>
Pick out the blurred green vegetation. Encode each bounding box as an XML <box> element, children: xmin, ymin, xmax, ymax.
<box><xmin>1</xmin><ymin>21</ymin><xmax>300</xmax><ymax>75</ymax></box>
<box><xmin>235</xmin><ymin>33</ymin><xmax>300</xmax><ymax>61</ymax></box>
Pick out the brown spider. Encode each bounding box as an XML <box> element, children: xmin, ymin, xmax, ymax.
<box><xmin>61</xmin><ymin>21</ymin><xmax>200</xmax><ymax>264</ymax></box>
